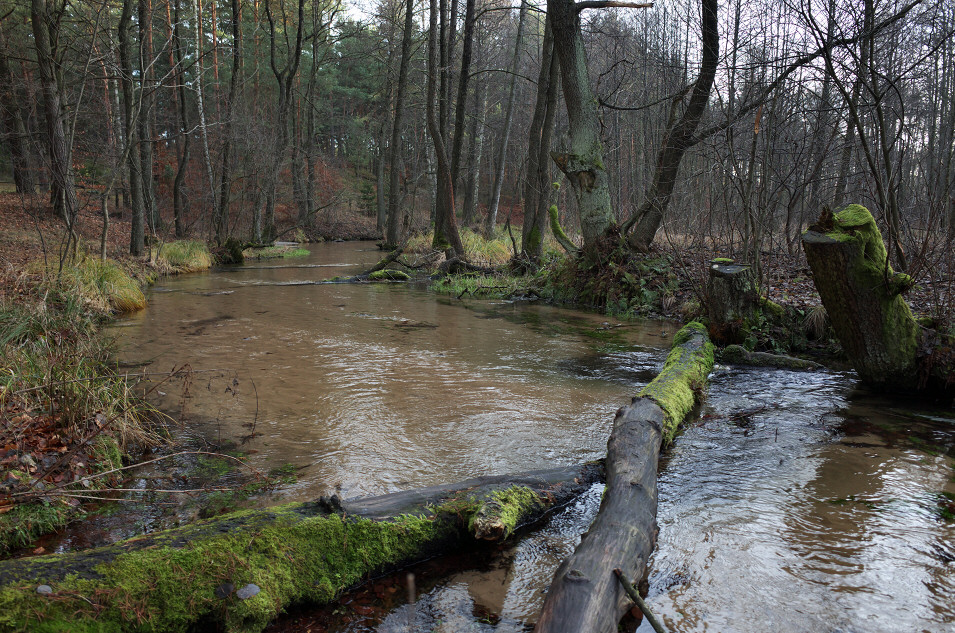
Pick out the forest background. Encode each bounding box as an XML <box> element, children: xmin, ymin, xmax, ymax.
<box><xmin>0</xmin><ymin>0</ymin><xmax>954</xmax><ymax>325</ymax></box>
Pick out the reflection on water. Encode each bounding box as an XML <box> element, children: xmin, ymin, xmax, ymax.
<box><xmin>111</xmin><ymin>242</ymin><xmax>954</xmax><ymax>632</ymax></box>
<box><xmin>114</xmin><ymin>241</ymin><xmax>674</xmax><ymax>502</ymax></box>
<box><xmin>639</xmin><ymin>367</ymin><xmax>955</xmax><ymax>633</ymax></box>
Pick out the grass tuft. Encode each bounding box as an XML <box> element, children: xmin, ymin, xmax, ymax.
<box><xmin>154</xmin><ymin>240</ymin><xmax>213</xmax><ymax>273</ymax></box>
<box><xmin>243</xmin><ymin>246</ymin><xmax>310</xmax><ymax>260</ymax></box>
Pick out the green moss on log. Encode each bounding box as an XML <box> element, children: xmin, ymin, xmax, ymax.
<box><xmin>638</xmin><ymin>321</ymin><xmax>714</xmax><ymax>442</ymax></box>
<box><xmin>368</xmin><ymin>269</ymin><xmax>411</xmax><ymax>282</ymax></box>
<box><xmin>804</xmin><ymin>204</ymin><xmax>921</xmax><ymax>388</ymax></box>
<box><xmin>0</xmin><ymin>467</ymin><xmax>594</xmax><ymax>633</ymax></box>
<box><xmin>0</xmin><ymin>500</ymin><xmax>471</xmax><ymax>632</ymax></box>
<box><xmin>470</xmin><ymin>486</ymin><xmax>544</xmax><ymax>542</ymax></box>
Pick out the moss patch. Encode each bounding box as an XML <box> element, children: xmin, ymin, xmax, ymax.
<box><xmin>638</xmin><ymin>321</ymin><xmax>715</xmax><ymax>441</ymax></box>
<box><xmin>470</xmin><ymin>486</ymin><xmax>544</xmax><ymax>541</ymax></box>
<box><xmin>0</xmin><ymin>477</ymin><xmax>567</xmax><ymax>633</ymax></box>
<box><xmin>368</xmin><ymin>269</ymin><xmax>411</xmax><ymax>282</ymax></box>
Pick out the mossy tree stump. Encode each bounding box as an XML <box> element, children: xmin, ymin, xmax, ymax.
<box><xmin>802</xmin><ymin>204</ymin><xmax>921</xmax><ymax>390</ymax></box>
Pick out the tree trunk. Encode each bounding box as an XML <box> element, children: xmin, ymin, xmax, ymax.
<box><xmin>536</xmin><ymin>322</ymin><xmax>714</xmax><ymax>633</ymax></box>
<box><xmin>0</xmin><ymin>464</ymin><xmax>601</xmax><ymax>633</ymax></box>
<box><xmin>547</xmin><ymin>0</ymin><xmax>614</xmax><ymax>249</ymax></box>
<box><xmin>461</xmin><ymin>66</ymin><xmax>488</xmax><ymax>227</ymax></box>
<box><xmin>625</xmin><ymin>0</ymin><xmax>719</xmax><ymax>252</ymax></box>
<box><xmin>118</xmin><ymin>0</ymin><xmax>145</xmax><ymax>255</ymax></box>
<box><xmin>138</xmin><ymin>0</ymin><xmax>158</xmax><ymax>235</ymax></box>
<box><xmin>427</xmin><ymin>0</ymin><xmax>465</xmax><ymax>256</ymax></box>
<box><xmin>194</xmin><ymin>0</ymin><xmax>220</xmax><ymax>241</ymax></box>
<box><xmin>521</xmin><ymin>16</ymin><xmax>559</xmax><ymax>261</ymax></box>
<box><xmin>0</xmin><ymin>44</ymin><xmax>36</xmax><ymax>194</ymax></box>
<box><xmin>31</xmin><ymin>0</ymin><xmax>79</xmax><ymax>248</ymax></box>
<box><xmin>448</xmin><ymin>0</ymin><xmax>477</xmax><ymax>185</ymax></box>
<box><xmin>171</xmin><ymin>0</ymin><xmax>191</xmax><ymax>239</ymax></box>
<box><xmin>802</xmin><ymin>205</ymin><xmax>921</xmax><ymax>390</ymax></box>
<box><xmin>215</xmin><ymin>0</ymin><xmax>242</xmax><ymax>243</ymax></box>
<box><xmin>486</xmin><ymin>0</ymin><xmax>527</xmax><ymax>237</ymax></box>
<box><xmin>263</xmin><ymin>0</ymin><xmax>306</xmax><ymax>244</ymax></box>
<box><xmin>385</xmin><ymin>0</ymin><xmax>417</xmax><ymax>247</ymax></box>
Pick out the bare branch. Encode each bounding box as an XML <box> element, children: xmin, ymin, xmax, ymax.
<box><xmin>575</xmin><ymin>1</ymin><xmax>652</xmax><ymax>11</ymax></box>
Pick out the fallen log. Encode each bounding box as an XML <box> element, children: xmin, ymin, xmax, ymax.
<box><xmin>535</xmin><ymin>321</ymin><xmax>714</xmax><ymax>633</ymax></box>
<box><xmin>719</xmin><ymin>344</ymin><xmax>823</xmax><ymax>371</ymax></box>
<box><xmin>0</xmin><ymin>464</ymin><xmax>602</xmax><ymax>633</ymax></box>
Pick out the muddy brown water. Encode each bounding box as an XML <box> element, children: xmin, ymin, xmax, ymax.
<box><xmin>96</xmin><ymin>242</ymin><xmax>955</xmax><ymax>631</ymax></box>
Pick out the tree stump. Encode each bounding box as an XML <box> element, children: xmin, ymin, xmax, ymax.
<box><xmin>802</xmin><ymin>204</ymin><xmax>922</xmax><ymax>390</ymax></box>
<box><xmin>706</xmin><ymin>258</ymin><xmax>759</xmax><ymax>325</ymax></box>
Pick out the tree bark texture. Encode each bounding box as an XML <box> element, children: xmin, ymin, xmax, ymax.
<box><xmin>536</xmin><ymin>322</ymin><xmax>714</xmax><ymax>633</ymax></box>
<box><xmin>548</xmin><ymin>0</ymin><xmax>614</xmax><ymax>248</ymax></box>
<box><xmin>0</xmin><ymin>464</ymin><xmax>601</xmax><ymax>633</ymax></box>
<box><xmin>802</xmin><ymin>205</ymin><xmax>922</xmax><ymax>390</ymax></box>
<box><xmin>31</xmin><ymin>0</ymin><xmax>79</xmax><ymax>241</ymax></box>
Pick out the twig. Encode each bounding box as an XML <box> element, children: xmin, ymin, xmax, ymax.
<box><xmin>613</xmin><ymin>568</ymin><xmax>668</xmax><ymax>633</ymax></box>
<box><xmin>505</xmin><ymin>216</ymin><xmax>519</xmax><ymax>258</ymax></box>
<box><xmin>12</xmin><ymin>450</ymin><xmax>266</xmax><ymax>499</ymax></box>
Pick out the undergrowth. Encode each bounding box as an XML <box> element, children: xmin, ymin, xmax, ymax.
<box><xmin>542</xmin><ymin>228</ymin><xmax>680</xmax><ymax>317</ymax></box>
<box><xmin>0</xmin><ymin>270</ymin><xmax>161</xmax><ymax>553</ymax></box>
<box><xmin>243</xmin><ymin>245</ymin><xmax>310</xmax><ymax>260</ymax></box>
<box><xmin>407</xmin><ymin>226</ymin><xmax>562</xmax><ymax>267</ymax></box>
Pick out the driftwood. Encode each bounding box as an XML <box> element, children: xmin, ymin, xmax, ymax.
<box><xmin>0</xmin><ymin>464</ymin><xmax>602</xmax><ymax>633</ymax></box>
<box><xmin>360</xmin><ymin>246</ymin><xmax>404</xmax><ymax>276</ymax></box>
<box><xmin>535</xmin><ymin>322</ymin><xmax>714</xmax><ymax>633</ymax></box>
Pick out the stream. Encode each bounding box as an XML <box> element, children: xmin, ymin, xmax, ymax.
<box><xmin>67</xmin><ymin>242</ymin><xmax>955</xmax><ymax>631</ymax></box>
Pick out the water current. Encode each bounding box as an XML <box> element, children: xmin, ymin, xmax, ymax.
<box><xmin>105</xmin><ymin>242</ymin><xmax>954</xmax><ymax>632</ymax></box>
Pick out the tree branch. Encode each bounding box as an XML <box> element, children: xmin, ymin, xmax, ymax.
<box><xmin>575</xmin><ymin>1</ymin><xmax>652</xmax><ymax>11</ymax></box>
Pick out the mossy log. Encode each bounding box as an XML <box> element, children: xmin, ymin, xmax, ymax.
<box><xmin>360</xmin><ymin>246</ymin><xmax>403</xmax><ymax>275</ymax></box>
<box><xmin>802</xmin><ymin>205</ymin><xmax>922</xmax><ymax>390</ymax></box>
<box><xmin>0</xmin><ymin>464</ymin><xmax>601</xmax><ymax>633</ymax></box>
<box><xmin>720</xmin><ymin>344</ymin><xmax>823</xmax><ymax>371</ymax></box>
<box><xmin>535</xmin><ymin>322</ymin><xmax>714</xmax><ymax>633</ymax></box>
